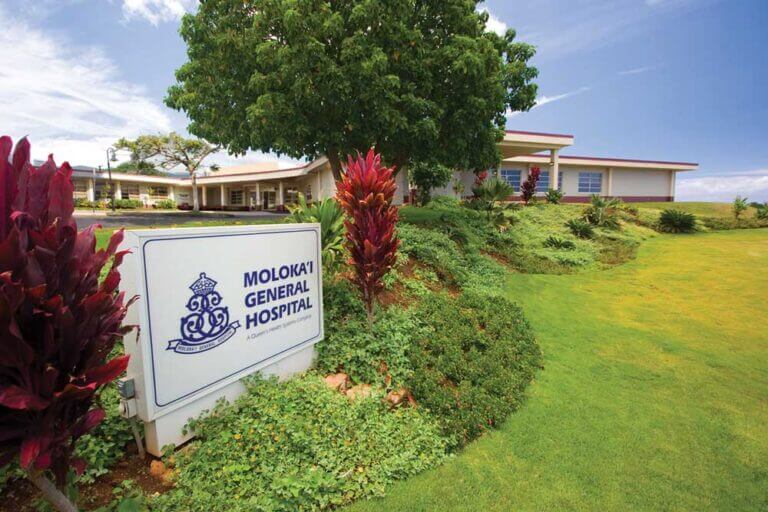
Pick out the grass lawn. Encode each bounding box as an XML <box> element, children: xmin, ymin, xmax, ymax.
<box><xmin>631</xmin><ymin>201</ymin><xmax>760</xmax><ymax>219</ymax></box>
<box><xmin>93</xmin><ymin>218</ymin><xmax>274</xmax><ymax>248</ymax></box>
<box><xmin>349</xmin><ymin>229</ymin><xmax>768</xmax><ymax>511</ymax></box>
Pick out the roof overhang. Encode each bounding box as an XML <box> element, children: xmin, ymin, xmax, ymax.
<box><xmin>499</xmin><ymin>130</ymin><xmax>575</xmax><ymax>159</ymax></box>
<box><xmin>195</xmin><ymin>167</ymin><xmax>309</xmax><ymax>185</ymax></box>
<box><xmin>503</xmin><ymin>154</ymin><xmax>698</xmax><ymax>171</ymax></box>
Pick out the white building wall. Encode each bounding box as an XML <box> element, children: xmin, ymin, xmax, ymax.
<box><xmin>558</xmin><ymin>166</ymin><xmax>607</xmax><ymax>197</ymax></box>
<box><xmin>611</xmin><ymin>169</ymin><xmax>672</xmax><ymax>197</ymax></box>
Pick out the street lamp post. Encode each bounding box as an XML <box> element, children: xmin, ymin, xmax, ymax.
<box><xmin>106</xmin><ymin>147</ymin><xmax>118</xmax><ymax>212</ymax></box>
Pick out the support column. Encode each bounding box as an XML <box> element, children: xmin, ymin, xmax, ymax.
<box><xmin>278</xmin><ymin>181</ymin><xmax>284</xmax><ymax>206</ymax></box>
<box><xmin>114</xmin><ymin>181</ymin><xmax>122</xmax><ymax>200</ymax></box>
<box><xmin>255</xmin><ymin>182</ymin><xmax>261</xmax><ymax>209</ymax></box>
<box><xmin>168</xmin><ymin>186</ymin><xmax>175</xmax><ymax>201</ymax></box>
<box><xmin>220</xmin><ymin>185</ymin><xmax>228</xmax><ymax>207</ymax></box>
<box><xmin>316</xmin><ymin>172</ymin><xmax>322</xmax><ymax>201</ymax></box>
<box><xmin>201</xmin><ymin>186</ymin><xmax>207</xmax><ymax>207</ymax></box>
<box><xmin>87</xmin><ymin>179</ymin><xmax>95</xmax><ymax>201</ymax></box>
<box><xmin>550</xmin><ymin>149</ymin><xmax>560</xmax><ymax>190</ymax></box>
<box><xmin>669</xmin><ymin>171</ymin><xmax>676</xmax><ymax>200</ymax></box>
<box><xmin>606</xmin><ymin>168</ymin><xmax>614</xmax><ymax>197</ymax></box>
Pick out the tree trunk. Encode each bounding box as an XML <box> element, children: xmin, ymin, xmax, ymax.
<box><xmin>327</xmin><ymin>149</ymin><xmax>343</xmax><ymax>182</ymax></box>
<box><xmin>191</xmin><ymin>173</ymin><xmax>200</xmax><ymax>211</ymax></box>
<box><xmin>27</xmin><ymin>472</ymin><xmax>78</xmax><ymax>512</ymax></box>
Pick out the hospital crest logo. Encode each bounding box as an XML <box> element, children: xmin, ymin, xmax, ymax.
<box><xmin>167</xmin><ymin>273</ymin><xmax>241</xmax><ymax>354</ymax></box>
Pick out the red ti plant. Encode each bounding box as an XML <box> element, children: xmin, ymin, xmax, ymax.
<box><xmin>335</xmin><ymin>149</ymin><xmax>399</xmax><ymax>326</ymax></box>
<box><xmin>0</xmin><ymin>137</ymin><xmax>133</xmax><ymax>511</ymax></box>
<box><xmin>520</xmin><ymin>167</ymin><xmax>541</xmax><ymax>204</ymax></box>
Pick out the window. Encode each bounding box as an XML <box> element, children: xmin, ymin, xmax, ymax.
<box><xmin>578</xmin><ymin>172</ymin><xmax>602</xmax><ymax>193</ymax></box>
<box><xmin>229</xmin><ymin>189</ymin><xmax>244</xmax><ymax>205</ymax></box>
<box><xmin>499</xmin><ymin>169</ymin><xmax>522</xmax><ymax>191</ymax></box>
<box><xmin>121</xmin><ymin>183</ymin><xmax>140</xmax><ymax>200</ymax></box>
<box><xmin>94</xmin><ymin>182</ymin><xmax>112</xmax><ymax>200</ymax></box>
<box><xmin>73</xmin><ymin>180</ymin><xmax>88</xmax><ymax>198</ymax></box>
<box><xmin>536</xmin><ymin>170</ymin><xmax>550</xmax><ymax>193</ymax></box>
<box><xmin>149</xmin><ymin>186</ymin><xmax>169</xmax><ymax>200</ymax></box>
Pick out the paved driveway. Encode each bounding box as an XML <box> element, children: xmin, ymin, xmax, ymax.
<box><xmin>74</xmin><ymin>210</ymin><xmax>286</xmax><ymax>229</ymax></box>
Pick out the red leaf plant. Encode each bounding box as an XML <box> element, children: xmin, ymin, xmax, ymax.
<box><xmin>520</xmin><ymin>166</ymin><xmax>541</xmax><ymax>204</ymax></box>
<box><xmin>335</xmin><ymin>149</ymin><xmax>399</xmax><ymax>326</ymax></box>
<box><xmin>0</xmin><ymin>136</ymin><xmax>133</xmax><ymax>509</ymax></box>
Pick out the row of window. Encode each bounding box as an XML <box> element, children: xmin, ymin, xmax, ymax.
<box><xmin>499</xmin><ymin>170</ymin><xmax>603</xmax><ymax>194</ymax></box>
<box><xmin>78</xmin><ymin>181</ymin><xmax>169</xmax><ymax>201</ymax></box>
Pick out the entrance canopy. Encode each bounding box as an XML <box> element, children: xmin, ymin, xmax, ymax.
<box><xmin>499</xmin><ymin>130</ymin><xmax>574</xmax><ymax>159</ymax></box>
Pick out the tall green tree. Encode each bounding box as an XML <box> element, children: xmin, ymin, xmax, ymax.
<box><xmin>115</xmin><ymin>133</ymin><xmax>218</xmax><ymax>211</ymax></box>
<box><xmin>166</xmin><ymin>0</ymin><xmax>538</xmax><ymax>182</ymax></box>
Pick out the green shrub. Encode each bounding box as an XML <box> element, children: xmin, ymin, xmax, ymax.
<box><xmin>566</xmin><ymin>218</ymin><xmax>595</xmax><ymax>239</ymax></box>
<box><xmin>544</xmin><ymin>189</ymin><xmax>563</xmax><ymax>204</ymax></box>
<box><xmin>115</xmin><ymin>198</ymin><xmax>144</xmax><ymax>209</ymax></box>
<box><xmin>407</xmin><ymin>292</ymin><xmax>541</xmax><ymax>448</ymax></box>
<box><xmin>397</xmin><ymin>224</ymin><xmax>507</xmax><ymax>292</ymax></box>
<box><xmin>152</xmin><ymin>375</ymin><xmax>446</xmax><ymax>511</ymax></box>
<box><xmin>287</xmin><ymin>194</ymin><xmax>346</xmax><ymax>272</ymax></box>
<box><xmin>732</xmin><ymin>196</ymin><xmax>749</xmax><ymax>219</ymax></box>
<box><xmin>543</xmin><ymin>235</ymin><xmax>576</xmax><ymax>250</ymax></box>
<box><xmin>73</xmin><ymin>384</ymin><xmax>136</xmax><ymax>484</ymax></box>
<box><xmin>583</xmin><ymin>195</ymin><xmax>623</xmax><ymax>228</ymax></box>
<box><xmin>752</xmin><ymin>202</ymin><xmax>768</xmax><ymax>220</ymax></box>
<box><xmin>658</xmin><ymin>209</ymin><xmax>697</xmax><ymax>233</ymax></box>
<box><xmin>153</xmin><ymin>198</ymin><xmax>177</xmax><ymax>209</ymax></box>
<box><xmin>317</xmin><ymin>281</ymin><xmax>416</xmax><ymax>388</ymax></box>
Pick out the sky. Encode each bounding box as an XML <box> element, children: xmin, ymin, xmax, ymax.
<box><xmin>1</xmin><ymin>0</ymin><xmax>766</xmax><ymax>201</ymax></box>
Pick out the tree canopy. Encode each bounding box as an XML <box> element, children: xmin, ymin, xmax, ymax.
<box><xmin>166</xmin><ymin>0</ymin><xmax>538</xmax><ymax>180</ymax></box>
<box><xmin>114</xmin><ymin>132</ymin><xmax>218</xmax><ymax>210</ymax></box>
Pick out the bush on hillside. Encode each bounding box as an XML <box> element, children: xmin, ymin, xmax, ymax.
<box><xmin>752</xmin><ymin>202</ymin><xmax>768</xmax><ymax>220</ymax></box>
<box><xmin>658</xmin><ymin>209</ymin><xmax>697</xmax><ymax>233</ymax></box>
<box><xmin>545</xmin><ymin>189</ymin><xmax>563</xmax><ymax>204</ymax></box>
<box><xmin>543</xmin><ymin>235</ymin><xmax>576</xmax><ymax>250</ymax></box>
<box><xmin>470</xmin><ymin>177</ymin><xmax>515</xmax><ymax>229</ymax></box>
<box><xmin>397</xmin><ymin>224</ymin><xmax>507</xmax><ymax>291</ymax></box>
<box><xmin>732</xmin><ymin>196</ymin><xmax>749</xmax><ymax>219</ymax></box>
<box><xmin>583</xmin><ymin>194</ymin><xmax>623</xmax><ymax>228</ymax></box>
<box><xmin>407</xmin><ymin>292</ymin><xmax>541</xmax><ymax>448</ymax></box>
<box><xmin>316</xmin><ymin>280</ymin><xmax>416</xmax><ymax>388</ymax></box>
<box><xmin>566</xmin><ymin>218</ymin><xmax>595</xmax><ymax>239</ymax></box>
<box><xmin>153</xmin><ymin>375</ymin><xmax>446</xmax><ymax>512</ymax></box>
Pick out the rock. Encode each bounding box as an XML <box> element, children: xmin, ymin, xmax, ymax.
<box><xmin>384</xmin><ymin>388</ymin><xmax>407</xmax><ymax>407</ymax></box>
<box><xmin>324</xmin><ymin>373</ymin><xmax>350</xmax><ymax>391</ymax></box>
<box><xmin>385</xmin><ymin>388</ymin><xmax>416</xmax><ymax>408</ymax></box>
<box><xmin>149</xmin><ymin>460</ymin><xmax>166</xmax><ymax>479</ymax></box>
<box><xmin>160</xmin><ymin>468</ymin><xmax>177</xmax><ymax>485</ymax></box>
<box><xmin>345</xmin><ymin>383</ymin><xmax>373</xmax><ymax>400</ymax></box>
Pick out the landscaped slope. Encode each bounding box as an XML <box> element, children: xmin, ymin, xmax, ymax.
<box><xmin>348</xmin><ymin>229</ymin><xmax>768</xmax><ymax>511</ymax></box>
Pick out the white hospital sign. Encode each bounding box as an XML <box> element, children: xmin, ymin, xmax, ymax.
<box><xmin>119</xmin><ymin>224</ymin><xmax>324</xmax><ymax>455</ymax></box>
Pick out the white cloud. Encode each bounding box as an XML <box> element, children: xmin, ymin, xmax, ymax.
<box><xmin>0</xmin><ymin>4</ymin><xmax>174</xmax><ymax>166</ymax></box>
<box><xmin>676</xmin><ymin>172</ymin><xmax>768</xmax><ymax>202</ymax></box>
<box><xmin>506</xmin><ymin>86</ymin><xmax>591</xmax><ymax>117</ymax></box>
<box><xmin>121</xmin><ymin>0</ymin><xmax>197</xmax><ymax>25</ymax></box>
<box><xmin>478</xmin><ymin>8</ymin><xmax>507</xmax><ymax>36</ymax></box>
<box><xmin>618</xmin><ymin>65</ymin><xmax>657</xmax><ymax>75</ymax></box>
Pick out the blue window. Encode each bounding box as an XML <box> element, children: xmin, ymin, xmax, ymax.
<box><xmin>500</xmin><ymin>169</ymin><xmax>522</xmax><ymax>191</ymax></box>
<box><xmin>578</xmin><ymin>172</ymin><xmax>602</xmax><ymax>193</ymax></box>
<box><xmin>536</xmin><ymin>170</ymin><xmax>550</xmax><ymax>192</ymax></box>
